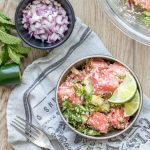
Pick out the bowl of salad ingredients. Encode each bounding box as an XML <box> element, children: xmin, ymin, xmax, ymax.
<box><xmin>15</xmin><ymin>0</ymin><xmax>75</xmax><ymax>50</ymax></box>
<box><xmin>56</xmin><ymin>55</ymin><xmax>143</xmax><ymax>139</ymax></box>
<box><xmin>100</xmin><ymin>0</ymin><xmax>150</xmax><ymax>46</ymax></box>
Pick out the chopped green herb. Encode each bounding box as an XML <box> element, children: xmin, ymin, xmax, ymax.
<box><xmin>0</xmin><ymin>12</ymin><xmax>31</xmax><ymax>66</ymax></box>
<box><xmin>119</xmin><ymin>118</ymin><xmax>125</xmax><ymax>125</ymax></box>
<box><xmin>85</xmin><ymin>94</ymin><xmax>92</xmax><ymax>102</ymax></box>
<box><xmin>77</xmin><ymin>125</ymin><xmax>101</xmax><ymax>136</ymax></box>
<box><xmin>72</xmin><ymin>84</ymin><xmax>85</xmax><ymax>97</ymax></box>
<box><xmin>63</xmin><ymin>111</ymin><xmax>82</xmax><ymax>127</ymax></box>
<box><xmin>102</xmin><ymin>93</ymin><xmax>112</xmax><ymax>99</ymax></box>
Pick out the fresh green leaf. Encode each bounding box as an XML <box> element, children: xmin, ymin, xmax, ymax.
<box><xmin>4</xmin><ymin>25</ymin><xmax>15</xmax><ymax>30</ymax></box>
<box><xmin>0</xmin><ymin>29</ymin><xmax>21</xmax><ymax>45</ymax></box>
<box><xmin>0</xmin><ymin>49</ymin><xmax>2</xmax><ymax>64</ymax></box>
<box><xmin>0</xmin><ymin>12</ymin><xmax>15</xmax><ymax>29</ymax></box>
<box><xmin>8</xmin><ymin>46</ymin><xmax>24</xmax><ymax>64</ymax></box>
<box><xmin>0</xmin><ymin>11</ymin><xmax>31</xmax><ymax>65</ymax></box>
<box><xmin>0</xmin><ymin>16</ymin><xmax>15</xmax><ymax>27</ymax></box>
<box><xmin>0</xmin><ymin>12</ymin><xmax>11</xmax><ymax>21</ymax></box>
<box><xmin>11</xmin><ymin>45</ymin><xmax>31</xmax><ymax>55</ymax></box>
<box><xmin>0</xmin><ymin>44</ymin><xmax>9</xmax><ymax>65</ymax></box>
<box><xmin>0</xmin><ymin>26</ymin><xmax>6</xmax><ymax>32</ymax></box>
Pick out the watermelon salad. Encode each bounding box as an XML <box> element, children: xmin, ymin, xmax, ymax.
<box><xmin>58</xmin><ymin>58</ymin><xmax>140</xmax><ymax>136</ymax></box>
<box><xmin>125</xmin><ymin>0</ymin><xmax>150</xmax><ymax>26</ymax></box>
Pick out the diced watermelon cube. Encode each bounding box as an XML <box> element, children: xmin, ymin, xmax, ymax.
<box><xmin>85</xmin><ymin>58</ymin><xmax>108</xmax><ymax>72</ymax></box>
<box><xmin>58</xmin><ymin>82</ymin><xmax>81</xmax><ymax>104</ymax></box>
<box><xmin>89</xmin><ymin>69</ymin><xmax>119</xmax><ymax>95</ymax></box>
<box><xmin>87</xmin><ymin>112</ymin><xmax>110</xmax><ymax>134</ymax></box>
<box><xmin>107</xmin><ymin>107</ymin><xmax>130</xmax><ymax>129</ymax></box>
<box><xmin>109</xmin><ymin>62</ymin><xmax>129</xmax><ymax>77</ymax></box>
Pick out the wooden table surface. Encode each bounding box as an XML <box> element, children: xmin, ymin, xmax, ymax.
<box><xmin>0</xmin><ymin>0</ymin><xmax>150</xmax><ymax>149</ymax></box>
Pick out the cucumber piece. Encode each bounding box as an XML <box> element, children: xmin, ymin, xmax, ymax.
<box><xmin>81</xmin><ymin>115</ymin><xmax>88</xmax><ymax>124</ymax></box>
<box><xmin>0</xmin><ymin>63</ymin><xmax>21</xmax><ymax>85</ymax></box>
<box><xmin>143</xmin><ymin>17</ymin><xmax>150</xmax><ymax>26</ymax></box>
<box><xmin>143</xmin><ymin>11</ymin><xmax>150</xmax><ymax>17</ymax></box>
<box><xmin>99</xmin><ymin>102</ymin><xmax>110</xmax><ymax>113</ymax></box>
<box><xmin>83</xmin><ymin>77</ymin><xmax>93</xmax><ymax>94</ymax></box>
<box><xmin>91</xmin><ymin>95</ymin><xmax>104</xmax><ymax>106</ymax></box>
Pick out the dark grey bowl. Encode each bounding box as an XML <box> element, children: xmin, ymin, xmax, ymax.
<box><xmin>56</xmin><ymin>55</ymin><xmax>143</xmax><ymax>140</ymax></box>
<box><xmin>15</xmin><ymin>0</ymin><xmax>75</xmax><ymax>50</ymax></box>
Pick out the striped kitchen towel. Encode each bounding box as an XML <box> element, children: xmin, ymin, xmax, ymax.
<box><xmin>7</xmin><ymin>18</ymin><xmax>150</xmax><ymax>150</ymax></box>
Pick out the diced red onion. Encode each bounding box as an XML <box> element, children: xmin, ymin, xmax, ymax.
<box><xmin>22</xmin><ymin>0</ymin><xmax>70</xmax><ymax>43</ymax></box>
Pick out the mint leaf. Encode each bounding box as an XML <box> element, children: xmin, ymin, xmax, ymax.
<box><xmin>0</xmin><ymin>16</ymin><xmax>15</xmax><ymax>27</ymax></box>
<box><xmin>0</xmin><ymin>52</ymin><xmax>2</xmax><ymax>65</ymax></box>
<box><xmin>0</xmin><ymin>43</ymin><xmax>5</xmax><ymax>65</ymax></box>
<box><xmin>0</xmin><ymin>26</ymin><xmax>6</xmax><ymax>32</ymax></box>
<box><xmin>0</xmin><ymin>12</ymin><xmax>11</xmax><ymax>21</ymax></box>
<box><xmin>0</xmin><ymin>44</ymin><xmax>9</xmax><ymax>65</ymax></box>
<box><xmin>0</xmin><ymin>11</ymin><xmax>32</xmax><ymax>65</ymax></box>
<box><xmin>8</xmin><ymin>46</ymin><xmax>24</xmax><ymax>64</ymax></box>
<box><xmin>11</xmin><ymin>45</ymin><xmax>31</xmax><ymax>55</ymax></box>
<box><xmin>0</xmin><ymin>29</ymin><xmax>21</xmax><ymax>45</ymax></box>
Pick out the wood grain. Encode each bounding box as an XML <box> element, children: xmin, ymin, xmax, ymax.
<box><xmin>0</xmin><ymin>0</ymin><xmax>150</xmax><ymax>150</ymax></box>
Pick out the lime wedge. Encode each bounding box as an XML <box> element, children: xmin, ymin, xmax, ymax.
<box><xmin>108</xmin><ymin>74</ymin><xmax>137</xmax><ymax>103</ymax></box>
<box><xmin>124</xmin><ymin>91</ymin><xmax>140</xmax><ymax>117</ymax></box>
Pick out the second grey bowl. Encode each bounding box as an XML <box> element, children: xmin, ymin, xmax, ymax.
<box><xmin>56</xmin><ymin>55</ymin><xmax>143</xmax><ymax>140</ymax></box>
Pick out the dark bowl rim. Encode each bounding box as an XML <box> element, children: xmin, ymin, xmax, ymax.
<box><xmin>15</xmin><ymin>0</ymin><xmax>76</xmax><ymax>50</ymax></box>
<box><xmin>55</xmin><ymin>54</ymin><xmax>143</xmax><ymax>140</ymax></box>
